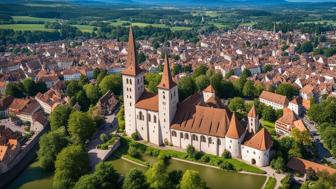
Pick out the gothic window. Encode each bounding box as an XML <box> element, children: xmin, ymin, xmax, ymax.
<box><xmin>139</xmin><ymin>111</ymin><xmax>144</xmax><ymax>120</ymax></box>
<box><xmin>180</xmin><ymin>133</ymin><xmax>184</xmax><ymax>138</ymax></box>
<box><xmin>192</xmin><ymin>135</ymin><xmax>198</xmax><ymax>141</ymax></box>
<box><xmin>154</xmin><ymin>115</ymin><xmax>157</xmax><ymax>123</ymax></box>
<box><xmin>185</xmin><ymin>133</ymin><xmax>189</xmax><ymax>139</ymax></box>
<box><xmin>172</xmin><ymin>131</ymin><xmax>177</xmax><ymax>137</ymax></box>
<box><xmin>130</xmin><ymin>79</ymin><xmax>132</xmax><ymax>84</ymax></box>
<box><xmin>148</xmin><ymin>114</ymin><xmax>151</xmax><ymax>122</ymax></box>
<box><xmin>217</xmin><ymin>139</ymin><xmax>221</xmax><ymax>145</ymax></box>
<box><xmin>201</xmin><ymin>135</ymin><xmax>206</xmax><ymax>142</ymax></box>
<box><xmin>208</xmin><ymin>137</ymin><xmax>212</xmax><ymax>144</ymax></box>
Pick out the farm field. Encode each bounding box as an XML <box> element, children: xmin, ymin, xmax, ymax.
<box><xmin>11</xmin><ymin>16</ymin><xmax>61</xmax><ymax>22</ymax></box>
<box><xmin>0</xmin><ymin>24</ymin><xmax>94</xmax><ymax>32</ymax></box>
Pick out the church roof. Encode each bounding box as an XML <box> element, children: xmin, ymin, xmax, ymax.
<box><xmin>243</xmin><ymin>128</ymin><xmax>273</xmax><ymax>151</ymax></box>
<box><xmin>135</xmin><ymin>91</ymin><xmax>158</xmax><ymax>112</ymax></box>
<box><xmin>171</xmin><ymin>93</ymin><xmax>231</xmax><ymax>138</ymax></box>
<box><xmin>122</xmin><ymin>26</ymin><xmax>142</xmax><ymax>76</ymax></box>
<box><xmin>226</xmin><ymin>113</ymin><xmax>246</xmax><ymax>139</ymax></box>
<box><xmin>157</xmin><ymin>54</ymin><xmax>176</xmax><ymax>89</ymax></box>
<box><xmin>247</xmin><ymin>105</ymin><xmax>257</xmax><ymax>118</ymax></box>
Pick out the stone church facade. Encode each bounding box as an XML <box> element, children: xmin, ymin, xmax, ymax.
<box><xmin>122</xmin><ymin>27</ymin><xmax>273</xmax><ymax>167</ymax></box>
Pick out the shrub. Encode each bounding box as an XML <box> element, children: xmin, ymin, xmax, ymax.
<box><xmin>222</xmin><ymin>150</ymin><xmax>232</xmax><ymax>159</ymax></box>
<box><xmin>200</xmin><ymin>155</ymin><xmax>210</xmax><ymax>163</ymax></box>
<box><xmin>145</xmin><ymin>148</ymin><xmax>160</xmax><ymax>157</ymax></box>
<box><xmin>128</xmin><ymin>143</ymin><xmax>140</xmax><ymax>158</ymax></box>
<box><xmin>219</xmin><ymin>161</ymin><xmax>234</xmax><ymax>170</ymax></box>
<box><xmin>99</xmin><ymin>133</ymin><xmax>108</xmax><ymax>142</ymax></box>
<box><xmin>186</xmin><ymin>145</ymin><xmax>196</xmax><ymax>158</ymax></box>
<box><xmin>131</xmin><ymin>132</ymin><xmax>140</xmax><ymax>140</ymax></box>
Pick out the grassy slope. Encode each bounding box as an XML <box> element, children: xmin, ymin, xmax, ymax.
<box><xmin>264</xmin><ymin>177</ymin><xmax>276</xmax><ymax>189</ymax></box>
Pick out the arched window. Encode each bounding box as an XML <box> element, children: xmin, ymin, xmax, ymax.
<box><xmin>130</xmin><ymin>79</ymin><xmax>132</xmax><ymax>84</ymax></box>
<box><xmin>217</xmin><ymin>139</ymin><xmax>221</xmax><ymax>145</ymax></box>
<box><xmin>153</xmin><ymin>115</ymin><xmax>157</xmax><ymax>123</ymax></box>
<box><xmin>139</xmin><ymin>111</ymin><xmax>143</xmax><ymax>120</ymax></box>
<box><xmin>180</xmin><ymin>132</ymin><xmax>184</xmax><ymax>138</ymax></box>
<box><xmin>201</xmin><ymin>135</ymin><xmax>206</xmax><ymax>142</ymax></box>
<box><xmin>185</xmin><ymin>133</ymin><xmax>189</xmax><ymax>139</ymax></box>
<box><xmin>172</xmin><ymin>131</ymin><xmax>177</xmax><ymax>137</ymax></box>
<box><xmin>192</xmin><ymin>135</ymin><xmax>198</xmax><ymax>141</ymax></box>
<box><xmin>148</xmin><ymin>114</ymin><xmax>151</xmax><ymax>122</ymax></box>
<box><xmin>126</xmin><ymin>78</ymin><xmax>128</xmax><ymax>84</ymax></box>
<box><xmin>208</xmin><ymin>137</ymin><xmax>212</xmax><ymax>144</ymax></box>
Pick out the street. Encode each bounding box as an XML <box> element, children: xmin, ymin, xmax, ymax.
<box><xmin>303</xmin><ymin>116</ymin><xmax>336</xmax><ymax>164</ymax></box>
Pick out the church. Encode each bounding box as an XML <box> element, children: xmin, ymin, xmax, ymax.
<box><xmin>122</xmin><ymin>27</ymin><xmax>273</xmax><ymax>167</ymax></box>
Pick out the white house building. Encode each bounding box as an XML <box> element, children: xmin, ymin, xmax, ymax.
<box><xmin>259</xmin><ymin>91</ymin><xmax>289</xmax><ymax>110</ymax></box>
<box><xmin>122</xmin><ymin>27</ymin><xmax>273</xmax><ymax>167</ymax></box>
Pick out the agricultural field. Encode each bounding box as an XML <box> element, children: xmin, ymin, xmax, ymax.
<box><xmin>11</xmin><ymin>16</ymin><xmax>61</xmax><ymax>22</ymax></box>
<box><xmin>0</xmin><ymin>24</ymin><xmax>53</xmax><ymax>31</ymax></box>
<box><xmin>0</xmin><ymin>23</ymin><xmax>94</xmax><ymax>33</ymax></box>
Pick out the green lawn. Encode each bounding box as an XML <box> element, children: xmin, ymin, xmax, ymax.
<box><xmin>12</xmin><ymin>16</ymin><xmax>60</xmax><ymax>22</ymax></box>
<box><xmin>73</xmin><ymin>25</ymin><xmax>95</xmax><ymax>33</ymax></box>
<box><xmin>264</xmin><ymin>177</ymin><xmax>276</xmax><ymax>189</ymax></box>
<box><xmin>261</xmin><ymin>119</ymin><xmax>276</xmax><ymax>136</ymax></box>
<box><xmin>0</xmin><ymin>24</ymin><xmax>53</xmax><ymax>31</ymax></box>
<box><xmin>171</xmin><ymin>26</ymin><xmax>192</xmax><ymax>31</ymax></box>
<box><xmin>120</xmin><ymin>136</ymin><xmax>266</xmax><ymax>174</ymax></box>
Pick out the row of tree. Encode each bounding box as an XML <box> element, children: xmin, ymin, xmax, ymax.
<box><xmin>5</xmin><ymin>78</ymin><xmax>47</xmax><ymax>98</ymax></box>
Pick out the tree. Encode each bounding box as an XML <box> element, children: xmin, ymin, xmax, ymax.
<box><xmin>242</xmin><ymin>80</ymin><xmax>256</xmax><ymax>99</ymax></box>
<box><xmin>225</xmin><ymin>70</ymin><xmax>234</xmax><ymax>79</ymax></box>
<box><xmin>79</xmin><ymin>75</ymin><xmax>89</xmax><ymax>86</ymax></box>
<box><xmin>74</xmin><ymin>162</ymin><xmax>118</xmax><ymax>189</ymax></box>
<box><xmin>99</xmin><ymin>74</ymin><xmax>122</xmax><ymax>95</ymax></box>
<box><xmin>241</xmin><ymin>69</ymin><xmax>252</xmax><ymax>78</ymax></box>
<box><xmin>144</xmin><ymin>73</ymin><xmax>162</xmax><ymax>93</ymax></box>
<box><xmin>5</xmin><ymin>82</ymin><xmax>24</xmax><ymax>98</ymax></box>
<box><xmin>195</xmin><ymin>75</ymin><xmax>210</xmax><ymax>91</ymax></box>
<box><xmin>75</xmin><ymin>90</ymin><xmax>90</xmax><ymax>111</ymax></box>
<box><xmin>301</xmin><ymin>41</ymin><xmax>313</xmax><ymax>53</ymax></box>
<box><xmin>262</xmin><ymin>105</ymin><xmax>277</xmax><ymax>122</ymax></box>
<box><xmin>84</xmin><ymin>84</ymin><xmax>100</xmax><ymax>104</ymax></box>
<box><xmin>228</xmin><ymin>97</ymin><xmax>247</xmax><ymax>119</ymax></box>
<box><xmin>172</xmin><ymin>64</ymin><xmax>181</xmax><ymax>76</ymax></box>
<box><xmin>179</xmin><ymin>170</ymin><xmax>207</xmax><ymax>189</ymax></box>
<box><xmin>291</xmin><ymin>128</ymin><xmax>312</xmax><ymax>146</ymax></box>
<box><xmin>137</xmin><ymin>52</ymin><xmax>146</xmax><ymax>64</ymax></box>
<box><xmin>37</xmin><ymin>127</ymin><xmax>68</xmax><ymax>171</ymax></box>
<box><xmin>146</xmin><ymin>160</ymin><xmax>172</xmax><ymax>189</ymax></box>
<box><xmin>96</xmin><ymin>70</ymin><xmax>108</xmax><ymax>84</ymax></box>
<box><xmin>22</xmin><ymin>78</ymin><xmax>36</xmax><ymax>96</ymax></box>
<box><xmin>66</xmin><ymin>81</ymin><xmax>83</xmax><ymax>97</ymax></box>
<box><xmin>178</xmin><ymin>76</ymin><xmax>197</xmax><ymax>101</ymax></box>
<box><xmin>263</xmin><ymin>65</ymin><xmax>272</xmax><ymax>73</ymax></box>
<box><xmin>193</xmin><ymin>64</ymin><xmax>208</xmax><ymax>78</ymax></box>
<box><xmin>68</xmin><ymin>111</ymin><xmax>96</xmax><ymax>144</ymax></box>
<box><xmin>270</xmin><ymin>156</ymin><xmax>285</xmax><ymax>172</ymax></box>
<box><xmin>123</xmin><ymin>168</ymin><xmax>149</xmax><ymax>189</ymax></box>
<box><xmin>49</xmin><ymin>104</ymin><xmax>73</xmax><ymax>131</ymax></box>
<box><xmin>276</xmin><ymin>83</ymin><xmax>298</xmax><ymax>100</ymax></box>
<box><xmin>186</xmin><ymin>145</ymin><xmax>196</xmax><ymax>158</ymax></box>
<box><xmin>53</xmin><ymin>145</ymin><xmax>89</xmax><ymax>189</ymax></box>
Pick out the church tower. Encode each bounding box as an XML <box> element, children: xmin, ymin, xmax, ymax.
<box><xmin>122</xmin><ymin>26</ymin><xmax>144</xmax><ymax>136</ymax></box>
<box><xmin>247</xmin><ymin>105</ymin><xmax>259</xmax><ymax>134</ymax></box>
<box><xmin>157</xmin><ymin>53</ymin><xmax>178</xmax><ymax>145</ymax></box>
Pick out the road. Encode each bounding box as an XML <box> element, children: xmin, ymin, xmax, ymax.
<box><xmin>303</xmin><ymin>116</ymin><xmax>336</xmax><ymax>164</ymax></box>
<box><xmin>87</xmin><ymin>114</ymin><xmax>118</xmax><ymax>169</ymax></box>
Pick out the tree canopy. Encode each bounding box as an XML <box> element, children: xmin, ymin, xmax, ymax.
<box><xmin>179</xmin><ymin>170</ymin><xmax>207</xmax><ymax>189</ymax></box>
<box><xmin>68</xmin><ymin>111</ymin><xmax>96</xmax><ymax>144</ymax></box>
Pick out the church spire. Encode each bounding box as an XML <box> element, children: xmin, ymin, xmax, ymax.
<box><xmin>157</xmin><ymin>53</ymin><xmax>176</xmax><ymax>89</ymax></box>
<box><xmin>122</xmin><ymin>26</ymin><xmax>141</xmax><ymax>76</ymax></box>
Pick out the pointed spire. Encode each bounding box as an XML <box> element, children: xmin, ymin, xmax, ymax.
<box><xmin>226</xmin><ymin>113</ymin><xmax>245</xmax><ymax>139</ymax></box>
<box><xmin>122</xmin><ymin>26</ymin><xmax>141</xmax><ymax>76</ymax></box>
<box><xmin>157</xmin><ymin>52</ymin><xmax>176</xmax><ymax>89</ymax></box>
<box><xmin>248</xmin><ymin>105</ymin><xmax>257</xmax><ymax>118</ymax></box>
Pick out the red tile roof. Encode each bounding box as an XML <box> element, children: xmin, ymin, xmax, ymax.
<box><xmin>287</xmin><ymin>157</ymin><xmax>336</xmax><ymax>175</ymax></box>
<box><xmin>122</xmin><ymin>26</ymin><xmax>142</xmax><ymax>76</ymax></box>
<box><xmin>135</xmin><ymin>91</ymin><xmax>159</xmax><ymax>112</ymax></box>
<box><xmin>226</xmin><ymin>113</ymin><xmax>245</xmax><ymax>139</ymax></box>
<box><xmin>244</xmin><ymin>128</ymin><xmax>273</xmax><ymax>151</ymax></box>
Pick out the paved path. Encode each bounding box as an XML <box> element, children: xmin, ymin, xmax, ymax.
<box><xmin>259</xmin><ymin>166</ymin><xmax>286</xmax><ymax>189</ymax></box>
<box><xmin>303</xmin><ymin>116</ymin><xmax>336</xmax><ymax>164</ymax></box>
<box><xmin>87</xmin><ymin>114</ymin><xmax>118</xmax><ymax>169</ymax></box>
